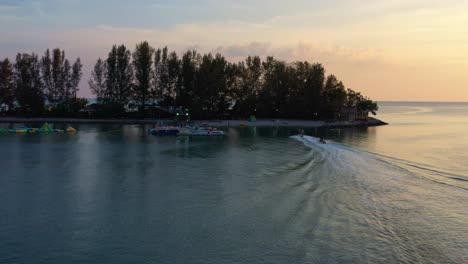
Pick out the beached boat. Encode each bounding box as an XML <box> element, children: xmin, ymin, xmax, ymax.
<box><xmin>188</xmin><ymin>126</ymin><xmax>225</xmax><ymax>136</ymax></box>
<box><xmin>149</xmin><ymin>126</ymin><xmax>180</xmax><ymax>136</ymax></box>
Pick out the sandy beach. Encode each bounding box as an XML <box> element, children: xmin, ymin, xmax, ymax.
<box><xmin>0</xmin><ymin>117</ymin><xmax>387</xmax><ymax>128</ymax></box>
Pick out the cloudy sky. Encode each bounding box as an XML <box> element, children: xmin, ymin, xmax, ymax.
<box><xmin>1</xmin><ymin>0</ymin><xmax>467</xmax><ymax>101</ymax></box>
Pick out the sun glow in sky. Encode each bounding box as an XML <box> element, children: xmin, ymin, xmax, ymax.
<box><xmin>1</xmin><ymin>0</ymin><xmax>467</xmax><ymax>101</ymax></box>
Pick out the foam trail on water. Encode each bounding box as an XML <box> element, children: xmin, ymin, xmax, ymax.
<box><xmin>291</xmin><ymin>135</ymin><xmax>336</xmax><ymax>151</ymax></box>
<box><xmin>290</xmin><ymin>134</ymin><xmax>468</xmax><ymax>263</ymax></box>
<box><xmin>292</xmin><ymin>134</ymin><xmax>468</xmax><ymax>190</ymax></box>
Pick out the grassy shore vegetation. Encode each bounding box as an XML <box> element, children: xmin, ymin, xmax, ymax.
<box><xmin>0</xmin><ymin>42</ymin><xmax>378</xmax><ymax>119</ymax></box>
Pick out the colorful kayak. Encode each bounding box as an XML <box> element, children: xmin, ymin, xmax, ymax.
<box><xmin>66</xmin><ymin>127</ymin><xmax>77</xmax><ymax>133</ymax></box>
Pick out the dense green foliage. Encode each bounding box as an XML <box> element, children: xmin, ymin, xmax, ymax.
<box><xmin>90</xmin><ymin>42</ymin><xmax>378</xmax><ymax>119</ymax></box>
<box><xmin>0</xmin><ymin>49</ymin><xmax>84</xmax><ymax>117</ymax></box>
<box><xmin>0</xmin><ymin>42</ymin><xmax>378</xmax><ymax>119</ymax></box>
<box><xmin>14</xmin><ymin>53</ymin><xmax>45</xmax><ymax>116</ymax></box>
<box><xmin>0</xmin><ymin>58</ymin><xmax>15</xmax><ymax>112</ymax></box>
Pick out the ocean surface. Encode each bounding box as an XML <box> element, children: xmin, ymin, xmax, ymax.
<box><xmin>0</xmin><ymin>102</ymin><xmax>467</xmax><ymax>263</ymax></box>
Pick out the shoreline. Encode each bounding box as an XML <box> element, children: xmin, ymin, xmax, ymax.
<box><xmin>0</xmin><ymin>117</ymin><xmax>388</xmax><ymax>128</ymax></box>
<box><xmin>197</xmin><ymin>117</ymin><xmax>388</xmax><ymax>128</ymax></box>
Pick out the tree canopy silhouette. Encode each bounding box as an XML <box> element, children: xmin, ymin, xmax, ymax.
<box><xmin>0</xmin><ymin>42</ymin><xmax>379</xmax><ymax>119</ymax></box>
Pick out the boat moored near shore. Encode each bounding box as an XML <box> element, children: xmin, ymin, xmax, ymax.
<box><xmin>148</xmin><ymin>126</ymin><xmax>181</xmax><ymax>136</ymax></box>
<box><xmin>148</xmin><ymin>123</ymin><xmax>226</xmax><ymax>137</ymax></box>
<box><xmin>188</xmin><ymin>126</ymin><xmax>225</xmax><ymax>136</ymax></box>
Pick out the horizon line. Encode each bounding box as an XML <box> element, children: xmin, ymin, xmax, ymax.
<box><xmin>378</xmin><ymin>100</ymin><xmax>468</xmax><ymax>103</ymax></box>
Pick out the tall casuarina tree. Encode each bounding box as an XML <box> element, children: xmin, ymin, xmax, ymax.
<box><xmin>151</xmin><ymin>48</ymin><xmax>162</xmax><ymax>107</ymax></box>
<box><xmin>308</xmin><ymin>63</ymin><xmax>325</xmax><ymax>117</ymax></box>
<box><xmin>178</xmin><ymin>50</ymin><xmax>199</xmax><ymax>110</ymax></box>
<box><xmin>166</xmin><ymin>51</ymin><xmax>181</xmax><ymax>106</ymax></box>
<box><xmin>42</xmin><ymin>48</ymin><xmax>82</xmax><ymax>112</ymax></box>
<box><xmin>41</xmin><ymin>49</ymin><xmax>53</xmax><ymax>105</ymax></box>
<box><xmin>51</xmin><ymin>49</ymin><xmax>65</xmax><ymax>107</ymax></box>
<box><xmin>105</xmin><ymin>45</ymin><xmax>118</xmax><ymax>102</ymax></box>
<box><xmin>14</xmin><ymin>53</ymin><xmax>45</xmax><ymax>116</ymax></box>
<box><xmin>0</xmin><ymin>58</ymin><xmax>15</xmax><ymax>111</ymax></box>
<box><xmin>114</xmin><ymin>45</ymin><xmax>133</xmax><ymax>107</ymax></box>
<box><xmin>103</xmin><ymin>44</ymin><xmax>133</xmax><ymax>107</ymax></box>
<box><xmin>89</xmin><ymin>58</ymin><xmax>107</xmax><ymax>103</ymax></box>
<box><xmin>132</xmin><ymin>41</ymin><xmax>154</xmax><ymax>116</ymax></box>
<box><xmin>70</xmin><ymin>58</ymin><xmax>83</xmax><ymax>99</ymax></box>
<box><xmin>158</xmin><ymin>47</ymin><xmax>169</xmax><ymax>107</ymax></box>
<box><xmin>62</xmin><ymin>59</ymin><xmax>71</xmax><ymax>104</ymax></box>
<box><xmin>321</xmin><ymin>74</ymin><xmax>347</xmax><ymax>117</ymax></box>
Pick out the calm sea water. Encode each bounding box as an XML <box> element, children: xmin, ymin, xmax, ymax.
<box><xmin>0</xmin><ymin>102</ymin><xmax>467</xmax><ymax>263</ymax></box>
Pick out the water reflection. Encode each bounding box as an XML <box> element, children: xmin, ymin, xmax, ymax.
<box><xmin>1</xmin><ymin>103</ymin><xmax>467</xmax><ymax>263</ymax></box>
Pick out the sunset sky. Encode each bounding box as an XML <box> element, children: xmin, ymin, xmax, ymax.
<box><xmin>1</xmin><ymin>0</ymin><xmax>467</xmax><ymax>101</ymax></box>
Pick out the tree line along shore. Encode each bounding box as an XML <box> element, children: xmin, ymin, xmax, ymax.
<box><xmin>0</xmin><ymin>41</ymin><xmax>379</xmax><ymax>121</ymax></box>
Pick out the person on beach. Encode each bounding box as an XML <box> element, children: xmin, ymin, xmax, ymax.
<box><xmin>319</xmin><ymin>136</ymin><xmax>326</xmax><ymax>144</ymax></box>
<box><xmin>299</xmin><ymin>129</ymin><xmax>304</xmax><ymax>137</ymax></box>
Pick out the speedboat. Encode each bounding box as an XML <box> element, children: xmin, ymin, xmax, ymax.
<box><xmin>188</xmin><ymin>126</ymin><xmax>225</xmax><ymax>136</ymax></box>
<box><xmin>149</xmin><ymin>126</ymin><xmax>180</xmax><ymax>136</ymax></box>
